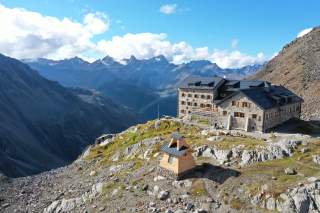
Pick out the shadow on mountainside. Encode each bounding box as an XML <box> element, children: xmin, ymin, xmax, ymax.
<box><xmin>179</xmin><ymin>163</ymin><xmax>240</xmax><ymax>184</ymax></box>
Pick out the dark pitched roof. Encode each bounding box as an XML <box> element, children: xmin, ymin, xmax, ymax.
<box><xmin>224</xmin><ymin>80</ymin><xmax>270</xmax><ymax>91</ymax></box>
<box><xmin>178</xmin><ymin>76</ymin><xmax>224</xmax><ymax>90</ymax></box>
<box><xmin>161</xmin><ymin>143</ymin><xmax>187</xmax><ymax>157</ymax></box>
<box><xmin>217</xmin><ymin>85</ymin><xmax>303</xmax><ymax>109</ymax></box>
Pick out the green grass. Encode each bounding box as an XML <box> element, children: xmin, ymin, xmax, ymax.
<box><xmin>190</xmin><ymin>179</ymin><xmax>208</xmax><ymax>197</ymax></box>
<box><xmin>190</xmin><ymin>115</ymin><xmax>210</xmax><ymax>126</ymax></box>
<box><xmin>242</xmin><ymin>141</ymin><xmax>320</xmax><ymax>196</ymax></box>
<box><xmin>230</xmin><ymin>197</ymin><xmax>245</xmax><ymax>210</ymax></box>
<box><xmin>213</xmin><ymin>137</ymin><xmax>265</xmax><ymax>150</ymax></box>
<box><xmin>85</xmin><ymin>119</ymin><xmax>203</xmax><ymax>173</ymax></box>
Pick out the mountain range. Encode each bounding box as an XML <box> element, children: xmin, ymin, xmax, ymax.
<box><xmin>0</xmin><ymin>54</ymin><xmax>137</xmax><ymax>177</ymax></box>
<box><xmin>252</xmin><ymin>26</ymin><xmax>320</xmax><ymax>120</ymax></box>
<box><xmin>25</xmin><ymin>56</ymin><xmax>263</xmax><ymax>121</ymax></box>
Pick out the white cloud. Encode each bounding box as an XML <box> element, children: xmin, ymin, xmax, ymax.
<box><xmin>0</xmin><ymin>4</ymin><xmax>266</xmax><ymax>68</ymax></box>
<box><xmin>297</xmin><ymin>28</ymin><xmax>313</xmax><ymax>38</ymax></box>
<box><xmin>96</xmin><ymin>33</ymin><xmax>266</xmax><ymax>68</ymax></box>
<box><xmin>0</xmin><ymin>4</ymin><xmax>109</xmax><ymax>60</ymax></box>
<box><xmin>231</xmin><ymin>39</ymin><xmax>239</xmax><ymax>49</ymax></box>
<box><xmin>159</xmin><ymin>4</ymin><xmax>177</xmax><ymax>15</ymax></box>
<box><xmin>83</xmin><ymin>12</ymin><xmax>110</xmax><ymax>34</ymax></box>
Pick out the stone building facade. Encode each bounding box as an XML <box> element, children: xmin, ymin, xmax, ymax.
<box><xmin>178</xmin><ymin>76</ymin><xmax>303</xmax><ymax>132</ymax></box>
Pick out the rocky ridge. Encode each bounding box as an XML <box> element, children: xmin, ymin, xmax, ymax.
<box><xmin>252</xmin><ymin>27</ymin><xmax>320</xmax><ymax>120</ymax></box>
<box><xmin>1</xmin><ymin>118</ymin><xmax>319</xmax><ymax>213</ymax></box>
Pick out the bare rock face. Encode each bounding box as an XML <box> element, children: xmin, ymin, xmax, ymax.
<box><xmin>251</xmin><ymin>27</ymin><xmax>320</xmax><ymax>120</ymax></box>
<box><xmin>253</xmin><ymin>180</ymin><xmax>320</xmax><ymax>213</ymax></box>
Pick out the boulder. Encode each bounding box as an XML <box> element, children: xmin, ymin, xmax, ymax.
<box><xmin>201</xmin><ymin>129</ymin><xmax>209</xmax><ymax>136</ymax></box>
<box><xmin>172</xmin><ymin>180</ymin><xmax>192</xmax><ymax>188</ymax></box>
<box><xmin>291</xmin><ymin>189</ymin><xmax>311</xmax><ymax>213</ymax></box>
<box><xmin>154</xmin><ymin>176</ymin><xmax>165</xmax><ymax>182</ymax></box>
<box><xmin>110</xmin><ymin>151</ymin><xmax>121</xmax><ymax>161</ymax></box>
<box><xmin>44</xmin><ymin>198</ymin><xmax>83</xmax><ymax>213</ymax></box>
<box><xmin>44</xmin><ymin>200</ymin><xmax>60</xmax><ymax>213</ymax></box>
<box><xmin>91</xmin><ymin>182</ymin><xmax>104</xmax><ymax>196</ymax></box>
<box><xmin>207</xmin><ymin>136</ymin><xmax>222</xmax><ymax>142</ymax></box>
<box><xmin>276</xmin><ymin>194</ymin><xmax>294</xmax><ymax>212</ymax></box>
<box><xmin>158</xmin><ymin>191</ymin><xmax>170</xmax><ymax>200</ymax></box>
<box><xmin>89</xmin><ymin>170</ymin><xmax>97</xmax><ymax>176</ymax></box>
<box><xmin>185</xmin><ymin>202</ymin><xmax>194</xmax><ymax>210</ymax></box>
<box><xmin>213</xmin><ymin>149</ymin><xmax>232</xmax><ymax>162</ymax></box>
<box><xmin>284</xmin><ymin>168</ymin><xmax>296</xmax><ymax>175</ymax></box>
<box><xmin>266</xmin><ymin>197</ymin><xmax>276</xmax><ymax>210</ymax></box>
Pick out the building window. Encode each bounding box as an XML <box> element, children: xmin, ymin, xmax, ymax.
<box><xmin>200</xmin><ymin>103</ymin><xmax>205</xmax><ymax>108</ymax></box>
<box><xmin>252</xmin><ymin>114</ymin><xmax>257</xmax><ymax>119</ymax></box>
<box><xmin>188</xmin><ymin>111</ymin><xmax>191</xmax><ymax>114</ymax></box>
<box><xmin>206</xmin><ymin>104</ymin><xmax>211</xmax><ymax>108</ymax></box>
<box><xmin>194</xmin><ymin>94</ymin><xmax>199</xmax><ymax>98</ymax></box>
<box><xmin>168</xmin><ymin>155</ymin><xmax>174</xmax><ymax>164</ymax></box>
<box><xmin>258</xmin><ymin>116</ymin><xmax>261</xmax><ymax>121</ymax></box>
<box><xmin>181</xmin><ymin>93</ymin><xmax>185</xmax><ymax>97</ymax></box>
<box><xmin>223</xmin><ymin>111</ymin><xmax>227</xmax><ymax>116</ymax></box>
<box><xmin>193</xmin><ymin>103</ymin><xmax>197</xmax><ymax>107</ymax></box>
<box><xmin>181</xmin><ymin>101</ymin><xmax>185</xmax><ymax>105</ymax></box>
<box><xmin>201</xmin><ymin>95</ymin><xmax>206</xmax><ymax>99</ymax></box>
<box><xmin>234</xmin><ymin>112</ymin><xmax>245</xmax><ymax>118</ymax></box>
<box><xmin>242</xmin><ymin>102</ymin><xmax>249</xmax><ymax>107</ymax></box>
<box><xmin>180</xmin><ymin>110</ymin><xmax>185</xmax><ymax>114</ymax></box>
<box><xmin>187</xmin><ymin>102</ymin><xmax>192</xmax><ymax>106</ymax></box>
<box><xmin>232</xmin><ymin>101</ymin><xmax>236</xmax><ymax>106</ymax></box>
<box><xmin>188</xmin><ymin>94</ymin><xmax>192</xmax><ymax>98</ymax></box>
<box><xmin>207</xmin><ymin>95</ymin><xmax>211</xmax><ymax>99</ymax></box>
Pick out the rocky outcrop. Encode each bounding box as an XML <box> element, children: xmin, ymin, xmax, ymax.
<box><xmin>195</xmin><ymin>139</ymin><xmax>301</xmax><ymax>166</ymax></box>
<box><xmin>44</xmin><ymin>197</ymin><xmax>83</xmax><ymax>213</ymax></box>
<box><xmin>251</xmin><ymin>27</ymin><xmax>320</xmax><ymax>119</ymax></box>
<box><xmin>252</xmin><ymin>180</ymin><xmax>320</xmax><ymax>213</ymax></box>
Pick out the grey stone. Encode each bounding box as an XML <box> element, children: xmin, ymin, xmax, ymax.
<box><xmin>91</xmin><ymin>182</ymin><xmax>104</xmax><ymax>196</ymax></box>
<box><xmin>158</xmin><ymin>191</ymin><xmax>170</xmax><ymax>200</ymax></box>
<box><xmin>284</xmin><ymin>168</ymin><xmax>296</xmax><ymax>175</ymax></box>
<box><xmin>266</xmin><ymin>197</ymin><xmax>276</xmax><ymax>210</ymax></box>
<box><xmin>185</xmin><ymin>202</ymin><xmax>194</xmax><ymax>210</ymax></box>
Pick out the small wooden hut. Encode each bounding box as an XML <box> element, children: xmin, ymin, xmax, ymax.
<box><xmin>159</xmin><ymin>132</ymin><xmax>196</xmax><ymax>176</ymax></box>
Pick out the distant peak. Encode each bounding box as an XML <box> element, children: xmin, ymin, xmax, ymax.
<box><xmin>102</xmin><ymin>55</ymin><xmax>115</xmax><ymax>62</ymax></box>
<box><xmin>151</xmin><ymin>55</ymin><xmax>169</xmax><ymax>63</ymax></box>
<box><xmin>186</xmin><ymin>60</ymin><xmax>220</xmax><ymax>68</ymax></box>
<box><xmin>69</xmin><ymin>56</ymin><xmax>87</xmax><ymax>63</ymax></box>
<box><xmin>129</xmin><ymin>55</ymin><xmax>137</xmax><ymax>61</ymax></box>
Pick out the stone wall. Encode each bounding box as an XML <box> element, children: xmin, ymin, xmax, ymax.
<box><xmin>178</xmin><ymin>88</ymin><xmax>216</xmax><ymax>118</ymax></box>
<box><xmin>218</xmin><ymin>95</ymin><xmax>264</xmax><ymax>131</ymax></box>
<box><xmin>178</xmin><ymin>88</ymin><xmax>302</xmax><ymax>132</ymax></box>
<box><xmin>263</xmin><ymin>102</ymin><xmax>301</xmax><ymax>131</ymax></box>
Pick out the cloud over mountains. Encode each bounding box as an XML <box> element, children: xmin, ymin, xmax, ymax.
<box><xmin>0</xmin><ymin>3</ymin><xmax>266</xmax><ymax>68</ymax></box>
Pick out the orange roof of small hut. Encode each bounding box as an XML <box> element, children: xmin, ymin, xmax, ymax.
<box><xmin>161</xmin><ymin>132</ymin><xmax>190</xmax><ymax>157</ymax></box>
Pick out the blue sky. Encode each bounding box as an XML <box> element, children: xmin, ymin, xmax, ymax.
<box><xmin>0</xmin><ymin>0</ymin><xmax>318</xmax><ymax>68</ymax></box>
